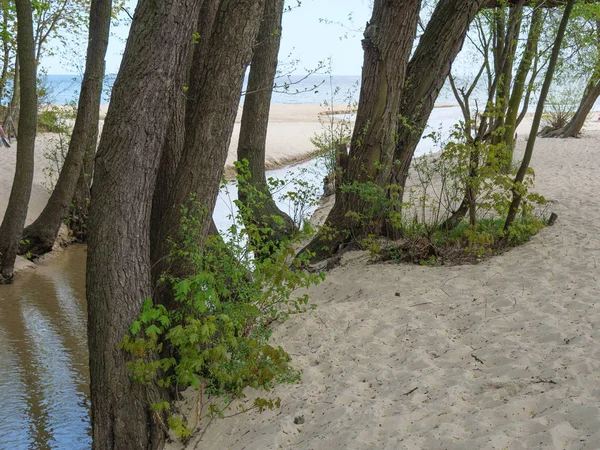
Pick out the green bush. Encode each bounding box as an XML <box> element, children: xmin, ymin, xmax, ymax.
<box><xmin>122</xmin><ymin>175</ymin><xmax>324</xmax><ymax>440</ymax></box>
<box><xmin>337</xmin><ymin>121</ymin><xmax>548</xmax><ymax>263</ymax></box>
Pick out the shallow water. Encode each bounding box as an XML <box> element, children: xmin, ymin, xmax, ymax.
<box><xmin>0</xmin><ymin>245</ymin><xmax>90</xmax><ymax>450</ymax></box>
<box><xmin>0</xmin><ymin>161</ymin><xmax>326</xmax><ymax>449</ymax></box>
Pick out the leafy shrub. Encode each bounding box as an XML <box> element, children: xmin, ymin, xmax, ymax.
<box><xmin>122</xmin><ymin>178</ymin><xmax>324</xmax><ymax>440</ymax></box>
<box><xmin>337</xmin><ymin>121</ymin><xmax>548</xmax><ymax>264</ymax></box>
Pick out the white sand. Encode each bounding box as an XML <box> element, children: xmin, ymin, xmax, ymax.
<box><xmin>4</xmin><ymin>105</ymin><xmax>600</xmax><ymax>448</ymax></box>
<box><xmin>0</xmin><ymin>103</ymin><xmax>338</xmax><ymax>227</ymax></box>
<box><xmin>168</xmin><ymin>118</ymin><xmax>600</xmax><ymax>449</ymax></box>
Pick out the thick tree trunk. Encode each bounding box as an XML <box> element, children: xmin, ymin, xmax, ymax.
<box><xmin>68</xmin><ymin>134</ymin><xmax>95</xmax><ymax>241</ymax></box>
<box><xmin>20</xmin><ymin>0</ymin><xmax>112</xmax><ymax>257</ymax></box>
<box><xmin>301</xmin><ymin>0</ymin><xmax>421</xmax><ymax>260</ymax></box>
<box><xmin>85</xmin><ymin>0</ymin><xmax>202</xmax><ymax>448</ymax></box>
<box><xmin>389</xmin><ymin>0</ymin><xmax>486</xmax><ymax>215</ymax></box>
<box><xmin>503</xmin><ymin>6</ymin><xmax>543</xmax><ymax>150</ymax></box>
<box><xmin>0</xmin><ymin>0</ymin><xmax>37</xmax><ymax>283</ymax></box>
<box><xmin>237</xmin><ymin>0</ymin><xmax>294</xmax><ymax>241</ymax></box>
<box><xmin>152</xmin><ymin>0</ymin><xmax>265</xmax><ymax>274</ymax></box>
<box><xmin>150</xmin><ymin>0</ymin><xmax>221</xmax><ymax>288</ymax></box>
<box><xmin>504</xmin><ymin>0</ymin><xmax>575</xmax><ymax>231</ymax></box>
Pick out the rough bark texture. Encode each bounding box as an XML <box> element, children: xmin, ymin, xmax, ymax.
<box><xmin>302</xmin><ymin>0</ymin><xmax>422</xmax><ymax>260</ymax></box>
<box><xmin>150</xmin><ymin>0</ymin><xmax>221</xmax><ymax>287</ymax></box>
<box><xmin>389</xmin><ymin>0</ymin><xmax>486</xmax><ymax>217</ymax></box>
<box><xmin>86</xmin><ymin>0</ymin><xmax>201</xmax><ymax>448</ymax></box>
<box><xmin>152</xmin><ymin>0</ymin><xmax>265</xmax><ymax>273</ymax></box>
<box><xmin>20</xmin><ymin>0</ymin><xmax>112</xmax><ymax>257</ymax></box>
<box><xmin>68</xmin><ymin>135</ymin><xmax>95</xmax><ymax>241</ymax></box>
<box><xmin>237</xmin><ymin>0</ymin><xmax>294</xmax><ymax>242</ymax></box>
<box><xmin>504</xmin><ymin>0</ymin><xmax>575</xmax><ymax>230</ymax></box>
<box><xmin>0</xmin><ymin>0</ymin><xmax>37</xmax><ymax>283</ymax></box>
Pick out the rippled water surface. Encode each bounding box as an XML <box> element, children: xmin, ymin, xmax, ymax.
<box><xmin>0</xmin><ymin>245</ymin><xmax>90</xmax><ymax>450</ymax></box>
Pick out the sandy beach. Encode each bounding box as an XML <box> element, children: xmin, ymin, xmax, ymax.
<box><xmin>3</xmin><ymin>104</ymin><xmax>600</xmax><ymax>449</ymax></box>
<box><xmin>166</xmin><ymin>117</ymin><xmax>600</xmax><ymax>449</ymax></box>
<box><xmin>0</xmin><ymin>103</ymin><xmax>344</xmax><ymax>228</ymax></box>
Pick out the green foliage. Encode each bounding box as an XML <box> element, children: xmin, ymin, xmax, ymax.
<box><xmin>337</xmin><ymin>120</ymin><xmax>548</xmax><ymax>264</ymax></box>
<box><xmin>122</xmin><ymin>179</ymin><xmax>324</xmax><ymax>441</ymax></box>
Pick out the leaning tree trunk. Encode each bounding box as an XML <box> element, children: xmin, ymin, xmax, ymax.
<box><xmin>86</xmin><ymin>0</ymin><xmax>202</xmax><ymax>448</ymax></box>
<box><xmin>555</xmin><ymin>79</ymin><xmax>600</xmax><ymax>137</ymax></box>
<box><xmin>504</xmin><ymin>0</ymin><xmax>575</xmax><ymax>231</ymax></box>
<box><xmin>151</xmin><ymin>0</ymin><xmax>265</xmax><ymax>277</ymax></box>
<box><xmin>20</xmin><ymin>0</ymin><xmax>112</xmax><ymax>257</ymax></box>
<box><xmin>546</xmin><ymin>17</ymin><xmax>600</xmax><ymax>138</ymax></box>
<box><xmin>0</xmin><ymin>0</ymin><xmax>37</xmax><ymax>284</ymax></box>
<box><xmin>388</xmin><ymin>0</ymin><xmax>487</xmax><ymax>222</ymax></box>
<box><xmin>541</xmin><ymin>70</ymin><xmax>600</xmax><ymax>138</ymax></box>
<box><xmin>237</xmin><ymin>0</ymin><xmax>295</xmax><ymax>242</ymax></box>
<box><xmin>301</xmin><ymin>0</ymin><xmax>422</xmax><ymax>261</ymax></box>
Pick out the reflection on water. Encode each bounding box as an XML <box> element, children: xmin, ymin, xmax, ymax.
<box><xmin>0</xmin><ymin>245</ymin><xmax>90</xmax><ymax>450</ymax></box>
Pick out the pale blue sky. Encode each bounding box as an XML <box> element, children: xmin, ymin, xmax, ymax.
<box><xmin>41</xmin><ymin>0</ymin><xmax>372</xmax><ymax>76</ymax></box>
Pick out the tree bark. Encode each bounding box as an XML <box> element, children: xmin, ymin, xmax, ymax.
<box><xmin>504</xmin><ymin>0</ymin><xmax>576</xmax><ymax>231</ymax></box>
<box><xmin>301</xmin><ymin>0</ymin><xmax>421</xmax><ymax>260</ymax></box>
<box><xmin>556</xmin><ymin>79</ymin><xmax>600</xmax><ymax>137</ymax></box>
<box><xmin>150</xmin><ymin>0</ymin><xmax>221</xmax><ymax>288</ymax></box>
<box><xmin>3</xmin><ymin>54</ymin><xmax>19</xmax><ymax>137</ymax></box>
<box><xmin>237</xmin><ymin>0</ymin><xmax>294</xmax><ymax>242</ymax></box>
<box><xmin>152</xmin><ymin>0</ymin><xmax>265</xmax><ymax>276</ymax></box>
<box><xmin>503</xmin><ymin>6</ymin><xmax>543</xmax><ymax>150</ymax></box>
<box><xmin>86</xmin><ymin>0</ymin><xmax>202</xmax><ymax>448</ymax></box>
<box><xmin>389</xmin><ymin>0</ymin><xmax>487</xmax><ymax>220</ymax></box>
<box><xmin>0</xmin><ymin>0</ymin><xmax>37</xmax><ymax>283</ymax></box>
<box><xmin>20</xmin><ymin>0</ymin><xmax>112</xmax><ymax>257</ymax></box>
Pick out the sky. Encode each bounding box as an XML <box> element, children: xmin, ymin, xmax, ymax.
<box><xmin>40</xmin><ymin>0</ymin><xmax>373</xmax><ymax>76</ymax></box>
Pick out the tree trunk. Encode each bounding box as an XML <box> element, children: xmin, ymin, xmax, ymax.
<box><xmin>0</xmin><ymin>0</ymin><xmax>36</xmax><ymax>283</ymax></box>
<box><xmin>0</xmin><ymin>6</ymin><xmax>10</xmax><ymax>101</ymax></box>
<box><xmin>3</xmin><ymin>54</ymin><xmax>19</xmax><ymax>137</ymax></box>
<box><xmin>491</xmin><ymin>4</ymin><xmax>523</xmax><ymax>141</ymax></box>
<box><xmin>556</xmin><ymin>79</ymin><xmax>600</xmax><ymax>137</ymax></box>
<box><xmin>152</xmin><ymin>0</ymin><xmax>265</xmax><ymax>275</ymax></box>
<box><xmin>504</xmin><ymin>0</ymin><xmax>575</xmax><ymax>231</ymax></box>
<box><xmin>301</xmin><ymin>0</ymin><xmax>422</xmax><ymax>260</ymax></box>
<box><xmin>85</xmin><ymin>0</ymin><xmax>202</xmax><ymax>448</ymax></box>
<box><xmin>20</xmin><ymin>0</ymin><xmax>112</xmax><ymax>257</ymax></box>
<box><xmin>237</xmin><ymin>0</ymin><xmax>295</xmax><ymax>242</ymax></box>
<box><xmin>389</xmin><ymin>0</ymin><xmax>487</xmax><ymax>217</ymax></box>
<box><xmin>68</xmin><ymin>131</ymin><xmax>95</xmax><ymax>241</ymax></box>
<box><xmin>503</xmin><ymin>6</ymin><xmax>543</xmax><ymax>150</ymax></box>
<box><xmin>150</xmin><ymin>0</ymin><xmax>221</xmax><ymax>288</ymax></box>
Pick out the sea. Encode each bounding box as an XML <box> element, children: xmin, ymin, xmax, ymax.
<box><xmin>38</xmin><ymin>73</ymin><xmax>459</xmax><ymax>106</ymax></box>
